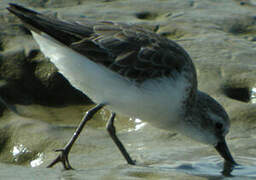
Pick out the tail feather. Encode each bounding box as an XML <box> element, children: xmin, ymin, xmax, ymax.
<box><xmin>7</xmin><ymin>3</ymin><xmax>92</xmax><ymax>45</ymax></box>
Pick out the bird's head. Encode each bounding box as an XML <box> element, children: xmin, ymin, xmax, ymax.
<box><xmin>182</xmin><ymin>91</ymin><xmax>237</xmax><ymax>165</ymax></box>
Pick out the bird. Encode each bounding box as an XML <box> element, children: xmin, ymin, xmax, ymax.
<box><xmin>7</xmin><ymin>3</ymin><xmax>237</xmax><ymax>170</ymax></box>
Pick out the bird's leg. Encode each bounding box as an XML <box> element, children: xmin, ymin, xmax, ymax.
<box><xmin>106</xmin><ymin>112</ymin><xmax>135</xmax><ymax>165</ymax></box>
<box><xmin>47</xmin><ymin>103</ymin><xmax>105</xmax><ymax>170</ymax></box>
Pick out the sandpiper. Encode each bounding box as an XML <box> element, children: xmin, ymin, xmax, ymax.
<box><xmin>7</xmin><ymin>3</ymin><xmax>237</xmax><ymax>170</ymax></box>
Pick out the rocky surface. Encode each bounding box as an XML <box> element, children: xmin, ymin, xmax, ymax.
<box><xmin>0</xmin><ymin>0</ymin><xmax>256</xmax><ymax>179</ymax></box>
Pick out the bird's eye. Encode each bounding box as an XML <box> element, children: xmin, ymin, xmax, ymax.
<box><xmin>215</xmin><ymin>122</ymin><xmax>223</xmax><ymax>130</ymax></box>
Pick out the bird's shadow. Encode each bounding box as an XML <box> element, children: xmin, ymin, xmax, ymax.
<box><xmin>176</xmin><ymin>160</ymin><xmax>255</xmax><ymax>180</ymax></box>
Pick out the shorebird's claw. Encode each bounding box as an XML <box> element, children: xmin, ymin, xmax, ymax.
<box><xmin>47</xmin><ymin>149</ymin><xmax>73</xmax><ymax>170</ymax></box>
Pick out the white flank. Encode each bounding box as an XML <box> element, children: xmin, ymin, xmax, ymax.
<box><xmin>32</xmin><ymin>31</ymin><xmax>189</xmax><ymax>129</ymax></box>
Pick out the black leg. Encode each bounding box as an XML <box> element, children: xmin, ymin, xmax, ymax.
<box><xmin>106</xmin><ymin>112</ymin><xmax>135</xmax><ymax>165</ymax></box>
<box><xmin>47</xmin><ymin>103</ymin><xmax>105</xmax><ymax>170</ymax></box>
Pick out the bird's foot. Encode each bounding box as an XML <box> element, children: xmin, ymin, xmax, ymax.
<box><xmin>47</xmin><ymin>148</ymin><xmax>73</xmax><ymax>170</ymax></box>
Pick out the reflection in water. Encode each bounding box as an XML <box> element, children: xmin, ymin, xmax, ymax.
<box><xmin>149</xmin><ymin>156</ymin><xmax>256</xmax><ymax>179</ymax></box>
<box><xmin>221</xmin><ymin>161</ymin><xmax>236</xmax><ymax>177</ymax></box>
<box><xmin>30</xmin><ymin>153</ymin><xmax>44</xmax><ymax>167</ymax></box>
<box><xmin>11</xmin><ymin>144</ymin><xmax>44</xmax><ymax>167</ymax></box>
<box><xmin>251</xmin><ymin>87</ymin><xmax>256</xmax><ymax>103</ymax></box>
<box><xmin>128</xmin><ymin>118</ymin><xmax>146</xmax><ymax>132</ymax></box>
<box><xmin>12</xmin><ymin>144</ymin><xmax>30</xmax><ymax>162</ymax></box>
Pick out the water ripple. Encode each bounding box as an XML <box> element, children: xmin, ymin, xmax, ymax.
<box><xmin>251</xmin><ymin>87</ymin><xmax>256</xmax><ymax>103</ymax></box>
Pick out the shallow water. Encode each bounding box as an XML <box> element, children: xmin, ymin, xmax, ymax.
<box><xmin>1</xmin><ymin>157</ymin><xmax>256</xmax><ymax>179</ymax></box>
<box><xmin>1</xmin><ymin>105</ymin><xmax>256</xmax><ymax>180</ymax></box>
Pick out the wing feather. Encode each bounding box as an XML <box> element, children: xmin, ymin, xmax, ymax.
<box><xmin>7</xmin><ymin>3</ymin><xmax>196</xmax><ymax>84</ymax></box>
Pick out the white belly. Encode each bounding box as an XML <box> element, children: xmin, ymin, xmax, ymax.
<box><xmin>106</xmin><ymin>75</ymin><xmax>189</xmax><ymax>130</ymax></box>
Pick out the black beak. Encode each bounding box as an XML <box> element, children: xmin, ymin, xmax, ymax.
<box><xmin>215</xmin><ymin>139</ymin><xmax>237</xmax><ymax>165</ymax></box>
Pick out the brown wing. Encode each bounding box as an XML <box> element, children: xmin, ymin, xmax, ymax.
<box><xmin>71</xmin><ymin>21</ymin><xmax>194</xmax><ymax>82</ymax></box>
<box><xmin>7</xmin><ymin>3</ymin><xmax>196</xmax><ymax>83</ymax></box>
